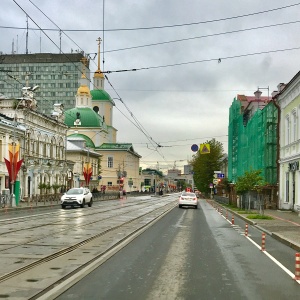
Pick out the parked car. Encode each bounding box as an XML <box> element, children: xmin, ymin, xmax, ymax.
<box><xmin>61</xmin><ymin>187</ymin><xmax>93</xmax><ymax>209</ymax></box>
<box><xmin>178</xmin><ymin>192</ymin><xmax>198</xmax><ymax>209</ymax></box>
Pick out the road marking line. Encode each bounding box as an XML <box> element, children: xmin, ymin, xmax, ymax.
<box><xmin>219</xmin><ymin>210</ymin><xmax>300</xmax><ymax>284</ymax></box>
<box><xmin>244</xmin><ymin>235</ymin><xmax>300</xmax><ymax>284</ymax></box>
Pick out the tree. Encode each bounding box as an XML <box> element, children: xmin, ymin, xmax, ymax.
<box><xmin>176</xmin><ymin>179</ymin><xmax>188</xmax><ymax>191</ymax></box>
<box><xmin>190</xmin><ymin>139</ymin><xmax>224</xmax><ymax>194</ymax></box>
<box><xmin>51</xmin><ymin>183</ymin><xmax>61</xmax><ymax>194</ymax></box>
<box><xmin>235</xmin><ymin>170</ymin><xmax>264</xmax><ymax>212</ymax></box>
<box><xmin>38</xmin><ymin>183</ymin><xmax>47</xmax><ymax>194</ymax></box>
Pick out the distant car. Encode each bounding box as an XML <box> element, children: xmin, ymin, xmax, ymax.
<box><xmin>61</xmin><ymin>187</ymin><xmax>93</xmax><ymax>209</ymax></box>
<box><xmin>178</xmin><ymin>192</ymin><xmax>198</xmax><ymax>209</ymax></box>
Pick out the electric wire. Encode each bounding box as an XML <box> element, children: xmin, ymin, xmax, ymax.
<box><xmin>104</xmin><ymin>20</ymin><xmax>300</xmax><ymax>53</ymax></box>
<box><xmin>12</xmin><ymin>0</ymin><xmax>166</xmax><ymax>155</ymax></box>
<box><xmin>102</xmin><ymin>45</ymin><xmax>300</xmax><ymax>73</ymax></box>
<box><xmin>8</xmin><ymin>1</ymin><xmax>170</xmax><ymax>168</ymax></box>
<box><xmin>7</xmin><ymin>1</ymin><xmax>232</xmax><ymax>166</ymax></box>
<box><xmin>105</xmin><ymin>75</ymin><xmax>164</xmax><ymax>152</ymax></box>
<box><xmin>3</xmin><ymin>2</ymin><xmax>300</xmax><ymax>32</ymax></box>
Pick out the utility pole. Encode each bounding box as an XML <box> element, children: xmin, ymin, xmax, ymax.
<box><xmin>26</xmin><ymin>15</ymin><xmax>28</xmax><ymax>54</ymax></box>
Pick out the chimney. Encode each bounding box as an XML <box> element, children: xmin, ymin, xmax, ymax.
<box><xmin>271</xmin><ymin>91</ymin><xmax>278</xmax><ymax>98</ymax></box>
<box><xmin>277</xmin><ymin>83</ymin><xmax>286</xmax><ymax>91</ymax></box>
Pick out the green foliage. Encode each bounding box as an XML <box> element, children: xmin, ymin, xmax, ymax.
<box><xmin>38</xmin><ymin>183</ymin><xmax>47</xmax><ymax>194</ymax></box>
<box><xmin>38</xmin><ymin>183</ymin><xmax>47</xmax><ymax>190</ymax></box>
<box><xmin>235</xmin><ymin>170</ymin><xmax>264</xmax><ymax>195</ymax></box>
<box><xmin>52</xmin><ymin>183</ymin><xmax>61</xmax><ymax>194</ymax></box>
<box><xmin>247</xmin><ymin>214</ymin><xmax>273</xmax><ymax>220</ymax></box>
<box><xmin>190</xmin><ymin>139</ymin><xmax>224</xmax><ymax>193</ymax></box>
<box><xmin>176</xmin><ymin>179</ymin><xmax>188</xmax><ymax>191</ymax></box>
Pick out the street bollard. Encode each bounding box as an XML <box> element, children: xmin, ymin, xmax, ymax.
<box><xmin>261</xmin><ymin>232</ymin><xmax>266</xmax><ymax>251</ymax></box>
<box><xmin>225</xmin><ymin>210</ymin><xmax>228</xmax><ymax>219</ymax></box>
<box><xmin>294</xmin><ymin>253</ymin><xmax>300</xmax><ymax>280</ymax></box>
<box><xmin>245</xmin><ymin>223</ymin><xmax>248</xmax><ymax>237</ymax></box>
<box><xmin>231</xmin><ymin>215</ymin><xmax>234</xmax><ymax>225</ymax></box>
<box><xmin>221</xmin><ymin>208</ymin><xmax>223</xmax><ymax>215</ymax></box>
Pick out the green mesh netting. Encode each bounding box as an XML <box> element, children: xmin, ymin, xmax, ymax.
<box><xmin>228</xmin><ymin>97</ymin><xmax>277</xmax><ymax>185</ymax></box>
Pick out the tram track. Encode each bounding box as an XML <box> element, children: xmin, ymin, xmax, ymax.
<box><xmin>0</xmin><ymin>199</ymin><xmax>155</xmax><ymax>259</ymax></box>
<box><xmin>0</xmin><ymin>196</ymin><xmax>177</xmax><ymax>299</ymax></box>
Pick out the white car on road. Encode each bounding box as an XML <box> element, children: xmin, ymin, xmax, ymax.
<box><xmin>178</xmin><ymin>192</ymin><xmax>198</xmax><ymax>209</ymax></box>
<box><xmin>61</xmin><ymin>187</ymin><xmax>93</xmax><ymax>209</ymax></box>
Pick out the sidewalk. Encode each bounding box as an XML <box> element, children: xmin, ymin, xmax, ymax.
<box><xmin>253</xmin><ymin>209</ymin><xmax>300</xmax><ymax>252</ymax></box>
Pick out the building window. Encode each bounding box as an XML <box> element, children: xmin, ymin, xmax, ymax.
<box><xmin>292</xmin><ymin>111</ymin><xmax>297</xmax><ymax>142</ymax></box>
<box><xmin>285</xmin><ymin>172</ymin><xmax>289</xmax><ymax>203</ymax></box>
<box><xmin>285</xmin><ymin>116</ymin><xmax>290</xmax><ymax>145</ymax></box>
<box><xmin>107</xmin><ymin>182</ymin><xmax>112</xmax><ymax>186</ymax></box>
<box><xmin>108</xmin><ymin>156</ymin><xmax>113</xmax><ymax>168</ymax></box>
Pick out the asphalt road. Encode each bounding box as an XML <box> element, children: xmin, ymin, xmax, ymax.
<box><xmin>56</xmin><ymin>199</ymin><xmax>300</xmax><ymax>300</ymax></box>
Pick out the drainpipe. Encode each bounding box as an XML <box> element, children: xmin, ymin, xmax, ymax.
<box><xmin>272</xmin><ymin>95</ymin><xmax>280</xmax><ymax>209</ymax></box>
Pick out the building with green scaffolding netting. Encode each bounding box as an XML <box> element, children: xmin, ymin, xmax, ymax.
<box><xmin>228</xmin><ymin>93</ymin><xmax>278</xmax><ymax>189</ymax></box>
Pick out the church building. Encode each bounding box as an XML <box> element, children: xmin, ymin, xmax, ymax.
<box><xmin>64</xmin><ymin>39</ymin><xmax>141</xmax><ymax>192</ymax></box>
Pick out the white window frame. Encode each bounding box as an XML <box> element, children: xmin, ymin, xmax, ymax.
<box><xmin>285</xmin><ymin>115</ymin><xmax>290</xmax><ymax>145</ymax></box>
<box><xmin>107</xmin><ymin>156</ymin><xmax>113</xmax><ymax>168</ymax></box>
<box><xmin>292</xmin><ymin>109</ymin><xmax>297</xmax><ymax>142</ymax></box>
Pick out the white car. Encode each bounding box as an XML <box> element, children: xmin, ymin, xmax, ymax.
<box><xmin>61</xmin><ymin>187</ymin><xmax>93</xmax><ymax>209</ymax></box>
<box><xmin>178</xmin><ymin>192</ymin><xmax>198</xmax><ymax>209</ymax></box>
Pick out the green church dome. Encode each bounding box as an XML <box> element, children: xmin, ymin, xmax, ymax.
<box><xmin>91</xmin><ymin>89</ymin><xmax>112</xmax><ymax>101</ymax></box>
<box><xmin>64</xmin><ymin>107</ymin><xmax>102</xmax><ymax>127</ymax></box>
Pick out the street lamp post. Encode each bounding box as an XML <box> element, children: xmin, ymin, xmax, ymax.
<box><xmin>152</xmin><ymin>171</ymin><xmax>156</xmax><ymax>196</ymax></box>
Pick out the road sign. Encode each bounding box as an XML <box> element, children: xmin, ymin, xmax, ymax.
<box><xmin>217</xmin><ymin>173</ymin><xmax>225</xmax><ymax>178</ymax></box>
<box><xmin>214</xmin><ymin>171</ymin><xmax>221</xmax><ymax>174</ymax></box>
<box><xmin>214</xmin><ymin>174</ymin><xmax>218</xmax><ymax>178</ymax></box>
<box><xmin>213</xmin><ymin>179</ymin><xmax>218</xmax><ymax>184</ymax></box>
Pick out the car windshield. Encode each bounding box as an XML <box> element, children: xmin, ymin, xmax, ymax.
<box><xmin>66</xmin><ymin>188</ymin><xmax>84</xmax><ymax>195</ymax></box>
<box><xmin>181</xmin><ymin>192</ymin><xmax>196</xmax><ymax>197</ymax></box>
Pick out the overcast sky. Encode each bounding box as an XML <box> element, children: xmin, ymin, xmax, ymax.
<box><xmin>1</xmin><ymin>0</ymin><xmax>300</xmax><ymax>173</ymax></box>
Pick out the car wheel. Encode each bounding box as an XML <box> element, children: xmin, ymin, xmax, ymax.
<box><xmin>81</xmin><ymin>200</ymin><xmax>85</xmax><ymax>208</ymax></box>
<box><xmin>194</xmin><ymin>205</ymin><xmax>198</xmax><ymax>209</ymax></box>
<box><xmin>61</xmin><ymin>204</ymin><xmax>66</xmax><ymax>209</ymax></box>
<box><xmin>88</xmin><ymin>198</ymin><xmax>93</xmax><ymax>207</ymax></box>
<box><xmin>178</xmin><ymin>204</ymin><xmax>182</xmax><ymax>208</ymax></box>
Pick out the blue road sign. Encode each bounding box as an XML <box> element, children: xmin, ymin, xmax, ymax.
<box><xmin>217</xmin><ymin>173</ymin><xmax>225</xmax><ymax>178</ymax></box>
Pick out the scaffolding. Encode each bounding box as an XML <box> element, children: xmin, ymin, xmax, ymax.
<box><xmin>228</xmin><ymin>97</ymin><xmax>278</xmax><ymax>185</ymax></box>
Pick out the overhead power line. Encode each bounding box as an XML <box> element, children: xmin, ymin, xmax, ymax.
<box><xmin>104</xmin><ymin>20</ymin><xmax>300</xmax><ymax>53</ymax></box>
<box><xmin>102</xmin><ymin>45</ymin><xmax>300</xmax><ymax>74</ymax></box>
<box><xmin>2</xmin><ymin>2</ymin><xmax>300</xmax><ymax>32</ymax></box>
<box><xmin>11</xmin><ymin>0</ymin><xmax>166</xmax><ymax>158</ymax></box>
